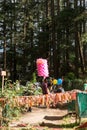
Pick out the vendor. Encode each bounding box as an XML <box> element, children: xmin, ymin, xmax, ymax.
<box><xmin>41</xmin><ymin>78</ymin><xmax>50</xmax><ymax>94</ymax></box>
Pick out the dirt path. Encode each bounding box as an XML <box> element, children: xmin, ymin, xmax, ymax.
<box><xmin>10</xmin><ymin>106</ymin><xmax>77</xmax><ymax>129</ymax></box>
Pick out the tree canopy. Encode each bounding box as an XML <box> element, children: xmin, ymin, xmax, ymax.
<box><xmin>0</xmin><ymin>0</ymin><xmax>87</xmax><ymax>82</ymax></box>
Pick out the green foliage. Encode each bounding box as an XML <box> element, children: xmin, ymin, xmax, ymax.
<box><xmin>0</xmin><ymin>81</ymin><xmax>2</xmax><ymax>88</ymax></box>
<box><xmin>63</xmin><ymin>79</ymin><xmax>72</xmax><ymax>91</ymax></box>
<box><xmin>0</xmin><ymin>78</ymin><xmax>42</xmax><ymax>97</ymax></box>
<box><xmin>31</xmin><ymin>72</ymin><xmax>37</xmax><ymax>83</ymax></box>
<box><xmin>81</xmin><ymin>33</ymin><xmax>87</xmax><ymax>44</ymax></box>
<box><xmin>22</xmin><ymin>82</ymin><xmax>35</xmax><ymax>96</ymax></box>
<box><xmin>72</xmin><ymin>79</ymin><xmax>84</xmax><ymax>90</ymax></box>
<box><xmin>0</xmin><ymin>78</ymin><xmax>43</xmax><ymax>126</ymax></box>
<box><xmin>63</xmin><ymin>78</ymin><xmax>83</xmax><ymax>91</ymax></box>
<box><xmin>0</xmin><ymin>0</ymin><xmax>86</xmax><ymax>81</ymax></box>
<box><xmin>66</xmin><ymin>72</ymin><xmax>76</xmax><ymax>80</ymax></box>
<box><xmin>11</xmin><ymin>107</ymin><xmax>20</xmax><ymax>117</ymax></box>
<box><xmin>34</xmin><ymin>87</ymin><xmax>42</xmax><ymax>95</ymax></box>
<box><xmin>2</xmin><ymin>98</ymin><xmax>21</xmax><ymax>126</ymax></box>
<box><xmin>57</xmin><ymin>8</ymin><xmax>76</xmax><ymax>28</ymax></box>
<box><xmin>22</xmin><ymin>81</ymin><xmax>42</xmax><ymax>96</ymax></box>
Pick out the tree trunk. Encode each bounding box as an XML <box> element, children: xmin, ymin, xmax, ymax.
<box><xmin>65</xmin><ymin>27</ymin><xmax>70</xmax><ymax>73</ymax></box>
<box><xmin>82</xmin><ymin>0</ymin><xmax>86</xmax><ymax>69</ymax></box>
<box><xmin>78</xmin><ymin>32</ymin><xmax>85</xmax><ymax>73</ymax></box>
<box><xmin>65</xmin><ymin>0</ymin><xmax>70</xmax><ymax>73</ymax></box>
<box><xmin>51</xmin><ymin>0</ymin><xmax>57</xmax><ymax>77</ymax></box>
<box><xmin>74</xmin><ymin>0</ymin><xmax>79</xmax><ymax>77</ymax></box>
<box><xmin>13</xmin><ymin>0</ymin><xmax>17</xmax><ymax>81</ymax></box>
<box><xmin>74</xmin><ymin>22</ymin><xmax>80</xmax><ymax>77</ymax></box>
<box><xmin>3</xmin><ymin>0</ymin><xmax>6</xmax><ymax>71</ymax></box>
<box><xmin>56</xmin><ymin>0</ymin><xmax>61</xmax><ymax>77</ymax></box>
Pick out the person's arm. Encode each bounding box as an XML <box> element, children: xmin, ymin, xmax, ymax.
<box><xmin>47</xmin><ymin>87</ymin><xmax>50</xmax><ymax>94</ymax></box>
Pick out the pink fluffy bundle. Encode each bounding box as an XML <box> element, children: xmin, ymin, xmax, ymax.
<box><xmin>36</xmin><ymin>58</ymin><xmax>49</xmax><ymax>78</ymax></box>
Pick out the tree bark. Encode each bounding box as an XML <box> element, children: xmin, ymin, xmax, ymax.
<box><xmin>3</xmin><ymin>0</ymin><xmax>6</xmax><ymax>71</ymax></box>
<box><xmin>51</xmin><ymin>0</ymin><xmax>57</xmax><ymax>77</ymax></box>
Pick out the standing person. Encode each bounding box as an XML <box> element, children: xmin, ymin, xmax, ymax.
<box><xmin>52</xmin><ymin>78</ymin><xmax>57</xmax><ymax>93</ymax></box>
<box><xmin>56</xmin><ymin>84</ymin><xmax>65</xmax><ymax>93</ymax></box>
<box><xmin>47</xmin><ymin>77</ymin><xmax>53</xmax><ymax>92</ymax></box>
<box><xmin>41</xmin><ymin>78</ymin><xmax>50</xmax><ymax>94</ymax></box>
<box><xmin>56</xmin><ymin>78</ymin><xmax>65</xmax><ymax>93</ymax></box>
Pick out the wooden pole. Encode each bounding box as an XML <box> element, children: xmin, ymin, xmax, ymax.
<box><xmin>2</xmin><ymin>76</ymin><xmax>4</xmax><ymax>93</ymax></box>
<box><xmin>1</xmin><ymin>71</ymin><xmax>6</xmax><ymax>93</ymax></box>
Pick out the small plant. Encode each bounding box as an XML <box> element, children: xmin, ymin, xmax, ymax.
<box><xmin>31</xmin><ymin>72</ymin><xmax>37</xmax><ymax>83</ymax></box>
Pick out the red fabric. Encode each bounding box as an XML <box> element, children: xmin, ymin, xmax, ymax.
<box><xmin>76</xmin><ymin>122</ymin><xmax>87</xmax><ymax>129</ymax></box>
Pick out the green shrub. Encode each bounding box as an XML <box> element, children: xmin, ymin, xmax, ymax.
<box><xmin>63</xmin><ymin>79</ymin><xmax>72</xmax><ymax>91</ymax></box>
<box><xmin>66</xmin><ymin>72</ymin><xmax>76</xmax><ymax>80</ymax></box>
<box><xmin>63</xmin><ymin>78</ymin><xmax>84</xmax><ymax>91</ymax></box>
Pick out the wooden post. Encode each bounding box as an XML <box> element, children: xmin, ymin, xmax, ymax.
<box><xmin>1</xmin><ymin>71</ymin><xmax>6</xmax><ymax>93</ymax></box>
<box><xmin>2</xmin><ymin>76</ymin><xmax>4</xmax><ymax>93</ymax></box>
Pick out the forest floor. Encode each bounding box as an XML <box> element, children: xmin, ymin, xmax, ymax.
<box><xmin>9</xmin><ymin>104</ymin><xmax>81</xmax><ymax>130</ymax></box>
